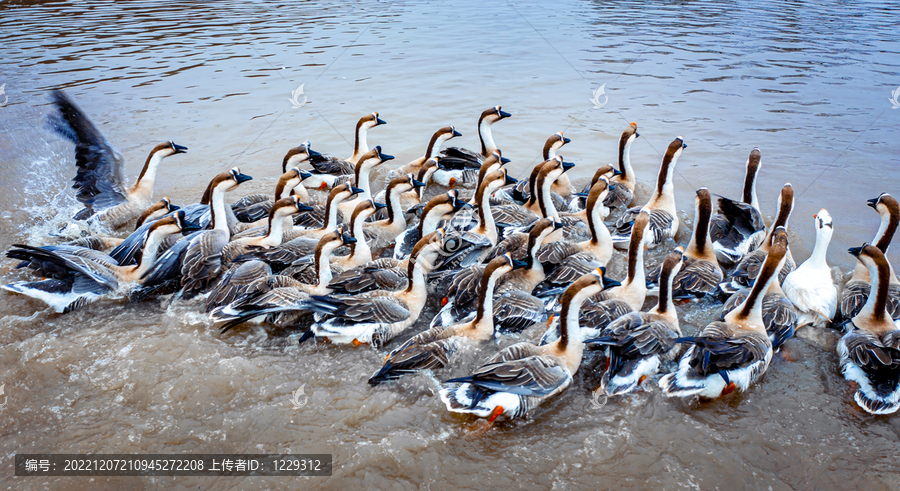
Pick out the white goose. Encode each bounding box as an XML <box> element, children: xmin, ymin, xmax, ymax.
<box><xmin>782</xmin><ymin>210</ymin><xmax>837</xmax><ymax>328</ymax></box>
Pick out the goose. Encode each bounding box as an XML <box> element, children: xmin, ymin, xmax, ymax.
<box><xmin>48</xmin><ymin>90</ymin><xmax>188</xmax><ymax>228</ymax></box>
<box><xmin>539</xmin><ymin>210</ymin><xmax>651</xmax><ymax>345</ymax></box>
<box><xmin>299</xmin><ymin>230</ymin><xmax>449</xmax><ymax>347</ymax></box>
<box><xmin>569</xmin><ymin>165</ymin><xmax>620</xmax><ymax>213</ymax></box>
<box><xmin>334</xmin><ymin>200</ymin><xmax>386</xmax><ymax>270</ymax></box>
<box><xmin>840</xmin><ymin>193</ymin><xmax>900</xmax><ymax>320</ymax></box>
<box><xmin>836</xmin><ymin>244</ymin><xmax>900</xmax><ymax>415</ymax></box>
<box><xmin>363</xmin><ymin>174</ymin><xmax>426</xmax><ymax>251</ymax></box>
<box><xmin>133</xmin><ymin>168</ymin><xmax>253</xmax><ymax>300</ymax></box>
<box><xmin>781</xmin><ymin>210</ymin><xmax>838</xmax><ymax>328</ymax></box>
<box><xmin>708</xmin><ymin>148</ymin><xmax>766</xmax><ymax>265</ymax></box>
<box><xmin>4</xmin><ymin>211</ymin><xmax>199</xmax><ymax>312</ymax></box>
<box><xmin>533</xmin><ymin>177</ymin><xmax>614</xmax><ymax>296</ymax></box>
<box><xmin>542</xmin><ymin>132</ymin><xmax>573</xmax><ymax>198</ymax></box>
<box><xmin>612</xmin><ymin>137</ymin><xmax>686</xmax><ymax>248</ymax></box>
<box><xmin>650</xmin><ymin>188</ymin><xmax>722</xmax><ymax>298</ymax></box>
<box><xmin>337</xmin><ymin>146</ymin><xmax>394</xmax><ymax>221</ymax></box>
<box><xmin>393</xmin><ymin>190</ymin><xmax>471</xmax><ymax>260</ymax></box>
<box><xmin>438</xmin><ymin>269</ymin><xmax>607</xmax><ymax>422</ymax></box>
<box><xmin>434</xmin><ymin>106</ymin><xmax>511</xmax><ymax>188</ymax></box>
<box><xmin>434</xmin><ymin>219</ymin><xmax>561</xmax><ymax>330</ymax></box>
<box><xmin>659</xmin><ymin>226</ymin><xmax>788</xmax><ymax>399</ymax></box>
<box><xmin>231</xmin><ymin>166</ymin><xmax>315</xmax><ymax>225</ymax></box>
<box><xmin>302</xmin><ymin>112</ymin><xmax>386</xmax><ymax>189</ymax></box>
<box><xmin>722</xmin><ymin>228</ymin><xmax>799</xmax><ymax>350</ymax></box>
<box><xmin>212</xmin><ymin>230</ymin><xmax>356</xmax><ymax>328</ymax></box>
<box><xmin>220</xmin><ymin>197</ymin><xmax>313</xmax><ymax>264</ymax></box>
<box><xmin>587</xmin><ymin>248</ymin><xmax>684</xmax><ymax>396</ymax></box>
<box><xmin>464</xmin><ymin>150</ymin><xmax>511</xmax><ymax>206</ymax></box>
<box><xmin>722</xmin><ymin>183</ymin><xmax>796</xmax><ymax>293</ymax></box>
<box><xmin>367</xmin><ymin>253</ymin><xmax>527</xmax><ymax>385</ymax></box>
<box><xmin>386</xmin><ymin>126</ymin><xmax>462</xmax><ymax>182</ymax></box>
<box><xmin>135</xmin><ymin>198</ymin><xmax>179</xmax><ymax>230</ymax></box>
<box><xmin>603</xmin><ymin>122</ymin><xmax>639</xmax><ymax>209</ymax></box>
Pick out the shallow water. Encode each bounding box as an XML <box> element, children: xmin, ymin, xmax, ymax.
<box><xmin>1</xmin><ymin>0</ymin><xmax>900</xmax><ymax>489</ymax></box>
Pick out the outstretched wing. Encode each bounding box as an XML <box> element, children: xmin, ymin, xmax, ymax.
<box><xmin>48</xmin><ymin>90</ymin><xmax>127</xmax><ymax>213</ymax></box>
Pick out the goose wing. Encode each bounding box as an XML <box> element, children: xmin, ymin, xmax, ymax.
<box><xmin>447</xmin><ymin>355</ymin><xmax>570</xmax><ymax>397</ymax></box>
<box><xmin>48</xmin><ymin>90</ymin><xmax>127</xmax><ymax>213</ymax></box>
<box><xmin>307</xmin><ymin>292</ymin><xmax>412</xmax><ymax>324</ymax></box>
<box><xmin>205</xmin><ymin>260</ymin><xmax>271</xmax><ymax>312</ymax></box>
<box><xmin>310</xmin><ymin>156</ymin><xmax>354</xmax><ymax>176</ymax></box>
<box><xmin>678</xmin><ymin>322</ymin><xmax>770</xmax><ymax>376</ymax></box>
<box><xmin>328</xmin><ymin>258</ymin><xmax>406</xmax><ymax>294</ymax></box>
<box><xmin>179</xmin><ymin>230</ymin><xmax>229</xmax><ymax>298</ymax></box>
<box><xmin>493</xmin><ymin>291</ymin><xmax>546</xmax><ymax>332</ymax></box>
<box><xmin>438</xmin><ymin>147</ymin><xmax>484</xmax><ymax>169</ymax></box>
<box><xmin>7</xmin><ymin>244</ymin><xmax>119</xmax><ymax>291</ymax></box>
<box><xmin>589</xmin><ymin>312</ymin><xmax>678</xmax><ymax>361</ymax></box>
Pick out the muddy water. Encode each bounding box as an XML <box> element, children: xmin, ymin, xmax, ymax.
<box><xmin>1</xmin><ymin>0</ymin><xmax>900</xmax><ymax>489</ymax></box>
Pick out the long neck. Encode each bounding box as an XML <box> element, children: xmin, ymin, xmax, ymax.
<box><xmin>763</xmin><ymin>199</ymin><xmax>792</xmax><ymax>250</ymax></box>
<box><xmin>134</xmin><ymin>151</ymin><xmax>165</xmax><ymax>191</ymax></box>
<box><xmin>859</xmin><ymin>258</ymin><xmax>891</xmax><ymax>325</ymax></box>
<box><xmin>321</xmin><ymin>194</ymin><xmax>340</xmax><ymax>232</ymax></box>
<box><xmin>687</xmin><ymin>203</ymin><xmax>711</xmax><ymax>257</ymax></box>
<box><xmin>473</xmin><ymin>269</ymin><xmax>501</xmax><ymax>325</ymax></box>
<box><xmin>734</xmin><ymin>255</ymin><xmax>783</xmax><ymax>331</ymax></box>
<box><xmin>653</xmin><ymin>266</ymin><xmax>676</xmax><ymax>317</ymax></box>
<box><xmin>210</xmin><ymin>187</ymin><xmax>230</xmax><ymax>238</ymax></box>
<box><xmin>619</xmin><ymin>137</ymin><xmax>634</xmax><ymax>182</ymax></box>
<box><xmin>292</xmin><ymin>183</ymin><xmax>309</xmax><ymax>202</ymax></box>
<box><xmin>355</xmin><ymin>162</ymin><xmax>373</xmax><ymax>197</ymax></box>
<box><xmin>404</xmin><ymin>256</ymin><xmax>428</xmax><ymax>294</ymax></box>
<box><xmin>874</xmin><ymin>209</ymin><xmax>898</xmax><ymax>254</ymax></box>
<box><xmin>315</xmin><ymin>245</ymin><xmax>336</xmax><ymax>287</ymax></box>
<box><xmin>351</xmin><ymin>123</ymin><xmax>369</xmax><ymax>163</ymax></box>
<box><xmin>537</xmin><ymin>171</ymin><xmax>559</xmax><ymax>220</ymax></box>
<box><xmin>261</xmin><ymin>211</ymin><xmax>286</xmax><ymax>247</ymax></box>
<box><xmin>626</xmin><ymin>227</ymin><xmax>645</xmax><ymax>286</ymax></box>
<box><xmin>478</xmin><ymin>117</ymin><xmax>495</xmax><ymax>156</ymax></box>
<box><xmin>418</xmin><ymin>206</ymin><xmax>443</xmax><ymax>237</ymax></box>
<box><xmin>350</xmin><ymin>213</ymin><xmax>371</xmax><ymax>261</ymax></box>
<box><xmin>476</xmin><ymin>186</ymin><xmax>497</xmax><ymax>244</ymax></box>
<box><xmin>556</xmin><ymin>288</ymin><xmax>591</xmax><ymax>367</ymax></box>
<box><xmin>653</xmin><ymin>154</ymin><xmax>677</xmax><ymax>202</ymax></box>
<box><xmin>743</xmin><ymin>163</ymin><xmax>760</xmax><ymax>209</ymax></box>
<box><xmin>134</xmin><ymin>230</ymin><xmax>165</xmax><ymax>277</ymax></box>
<box><xmin>425</xmin><ymin>133</ymin><xmax>445</xmax><ymax>160</ymax></box>
<box><xmin>809</xmin><ymin>227</ymin><xmax>831</xmax><ymax>268</ymax></box>
<box><xmin>385</xmin><ymin>185</ymin><xmax>405</xmax><ymax>227</ymax></box>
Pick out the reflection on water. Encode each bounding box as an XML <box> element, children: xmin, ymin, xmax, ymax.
<box><xmin>1</xmin><ymin>0</ymin><xmax>900</xmax><ymax>489</ymax></box>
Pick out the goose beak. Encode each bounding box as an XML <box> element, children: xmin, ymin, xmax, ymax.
<box><xmin>374</xmin><ymin>201</ymin><xmax>388</xmax><ymax>210</ymax></box>
<box><xmin>342</xmin><ymin>234</ymin><xmax>357</xmax><ymax>245</ymax></box>
<box><xmin>454</xmin><ymin>200</ymin><xmax>473</xmax><ymax>212</ymax></box>
<box><xmin>848</xmin><ymin>246</ymin><xmax>863</xmax><ymax>257</ymax></box>
<box><xmin>562</xmin><ymin>161</ymin><xmax>575</xmax><ymax>173</ymax></box>
<box><xmin>498</xmin><ymin>109</ymin><xmax>512</xmax><ymax>119</ymax></box>
<box><xmin>573</xmin><ymin>192</ymin><xmax>588</xmax><ymax>198</ymax></box>
<box><xmin>552</xmin><ymin>221</ymin><xmax>564</xmax><ymax>231</ymax></box>
<box><xmin>296</xmin><ymin>203</ymin><xmax>315</xmax><ymax>213</ymax></box>
<box><xmin>168</xmin><ymin>204</ymin><xmax>181</xmax><ymax>212</ymax></box>
<box><xmin>307</xmin><ymin>148</ymin><xmax>323</xmax><ymax>159</ymax></box>
<box><xmin>375</xmin><ymin>116</ymin><xmax>387</xmax><ymax>125</ymax></box>
<box><xmin>682</xmin><ymin>142</ymin><xmax>688</xmax><ymax>149</ymax></box>
<box><xmin>511</xmin><ymin>258</ymin><xmax>528</xmax><ymax>270</ymax></box>
<box><xmin>563</xmin><ymin>137</ymin><xmax>571</xmax><ymax>144</ymax></box>
<box><xmin>172</xmin><ymin>143</ymin><xmax>188</xmax><ymax>154</ymax></box>
<box><xmin>235</xmin><ymin>173</ymin><xmax>253</xmax><ymax>184</ymax></box>
<box><xmin>298</xmin><ymin>170</ymin><xmax>313</xmax><ymax>181</ymax></box>
<box><xmin>635</xmin><ymin>132</ymin><xmax>640</xmax><ymax>138</ymax></box>
<box><xmin>181</xmin><ymin>219</ymin><xmax>202</xmax><ymax>234</ymax></box>
<box><xmin>452</xmin><ymin>128</ymin><xmax>463</xmax><ymax>137</ymax></box>
<box><xmin>379</xmin><ymin>152</ymin><xmax>395</xmax><ymax>162</ymax></box>
<box><xmin>608</xmin><ymin>184</ymin><xmax>616</xmax><ymax>191</ymax></box>
<box><xmin>504</xmin><ymin>174</ymin><xmax>518</xmax><ymax>185</ymax></box>
<box><xmin>500</xmin><ymin>156</ymin><xmax>511</xmax><ymax>164</ymax></box>
<box><xmin>612</xmin><ymin>168</ymin><xmax>623</xmax><ymax>177</ymax></box>
<box><xmin>867</xmin><ymin>197</ymin><xmax>879</xmax><ymax>208</ymax></box>
<box><xmin>350</xmin><ymin>186</ymin><xmax>365</xmax><ymax>195</ymax></box>
<box><xmin>412</xmin><ymin>179</ymin><xmax>426</xmax><ymax>188</ymax></box>
<box><xmin>602</xmin><ymin>278</ymin><xmax>622</xmax><ymax>290</ymax></box>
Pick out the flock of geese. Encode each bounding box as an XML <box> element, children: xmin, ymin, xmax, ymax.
<box><xmin>5</xmin><ymin>90</ymin><xmax>900</xmax><ymax>422</ymax></box>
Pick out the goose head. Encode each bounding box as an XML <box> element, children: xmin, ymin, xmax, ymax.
<box><xmin>591</xmin><ymin>165</ymin><xmax>620</xmax><ymax>186</ymax></box>
<box><xmin>151</xmin><ymin>141</ymin><xmax>188</xmax><ymax>159</ymax></box>
<box><xmin>282</xmin><ymin>141</ymin><xmax>321</xmax><ymax>172</ymax></box>
<box><xmin>329</xmin><ymin>182</ymin><xmax>365</xmax><ymax>204</ymax></box>
<box><xmin>483</xmin><ymin>252</ymin><xmax>528</xmax><ymax>282</ymax></box>
<box><xmin>622</xmin><ymin>122</ymin><xmax>639</xmax><ymax>144</ymax></box>
<box><xmin>135</xmin><ymin>197</ymin><xmax>180</xmax><ymax>230</ymax></box>
<box><xmin>480</xmin><ymin>105</ymin><xmax>512</xmax><ymax>125</ymax></box>
<box><xmin>149</xmin><ymin>210</ymin><xmax>200</xmax><ymax>237</ymax></box>
<box><xmin>272</xmin><ymin>196</ymin><xmax>314</xmax><ymax>218</ymax></box>
<box><xmin>417</xmin><ymin>157</ymin><xmax>441</xmax><ymax>185</ymax></box>
<box><xmin>529</xmin><ymin>218</ymin><xmax>562</xmax><ymax>248</ymax></box>
<box><xmin>221</xmin><ymin>167</ymin><xmax>253</xmax><ymax>192</ymax></box>
<box><xmin>543</xmin><ymin>132</ymin><xmax>571</xmax><ymax>159</ymax></box>
<box><xmin>359</xmin><ymin>112</ymin><xmax>387</xmax><ymax>129</ymax></box>
<box><xmin>357</xmin><ymin>145</ymin><xmax>395</xmax><ymax>169</ymax></box>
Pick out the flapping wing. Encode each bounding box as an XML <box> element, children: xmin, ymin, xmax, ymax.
<box><xmin>48</xmin><ymin>90</ymin><xmax>127</xmax><ymax>212</ymax></box>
